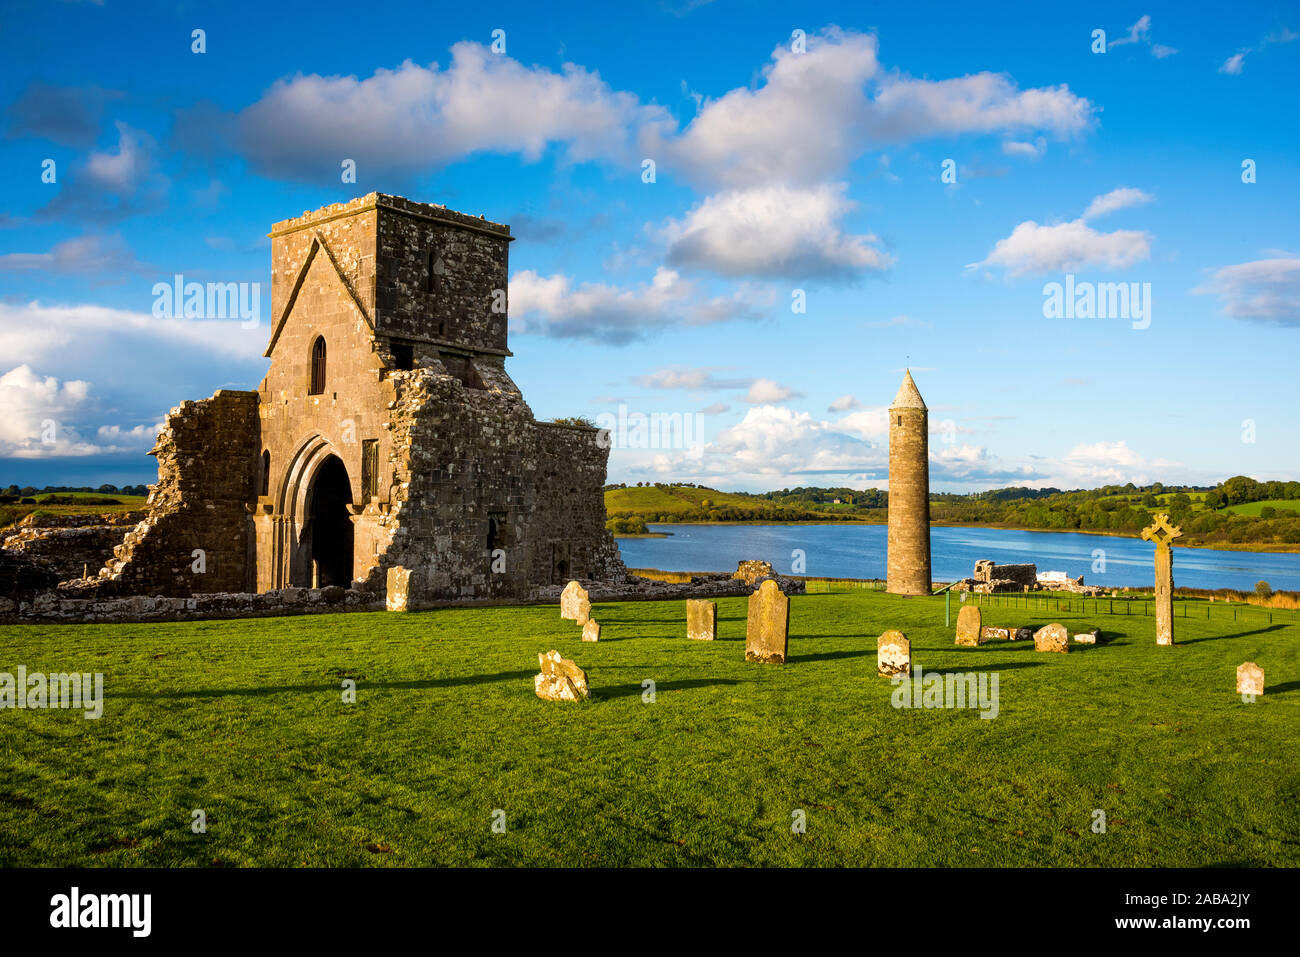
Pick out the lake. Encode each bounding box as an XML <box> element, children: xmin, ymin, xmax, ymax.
<box><xmin>615</xmin><ymin>524</ymin><xmax>1300</xmax><ymax>592</ymax></box>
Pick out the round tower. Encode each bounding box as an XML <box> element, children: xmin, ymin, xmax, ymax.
<box><xmin>887</xmin><ymin>369</ymin><xmax>931</xmax><ymax>595</ymax></box>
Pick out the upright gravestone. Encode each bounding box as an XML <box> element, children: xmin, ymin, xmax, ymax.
<box><xmin>745</xmin><ymin>579</ymin><xmax>789</xmax><ymax>663</ymax></box>
<box><xmin>686</xmin><ymin>599</ymin><xmax>717</xmax><ymax>641</ymax></box>
<box><xmin>1141</xmin><ymin>513</ymin><xmax>1183</xmax><ymax>646</ymax></box>
<box><xmin>877</xmin><ymin>630</ymin><xmax>911</xmax><ymax>677</ymax></box>
<box><xmin>955</xmin><ymin>604</ymin><xmax>982</xmax><ymax>646</ymax></box>
<box><xmin>1236</xmin><ymin>662</ymin><xmax>1264</xmax><ymax>697</ymax></box>
<box><xmin>560</xmin><ymin>580</ymin><xmax>591</xmax><ymax>624</ymax></box>
<box><xmin>386</xmin><ymin>566</ymin><xmax>411</xmax><ymax>612</ymax></box>
<box><xmin>582</xmin><ymin>619</ymin><xmax>601</xmax><ymax>642</ymax></box>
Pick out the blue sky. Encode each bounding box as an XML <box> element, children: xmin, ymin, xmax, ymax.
<box><xmin>1</xmin><ymin>0</ymin><xmax>1297</xmax><ymax>492</ymax></box>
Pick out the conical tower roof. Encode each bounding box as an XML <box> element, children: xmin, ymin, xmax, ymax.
<box><xmin>890</xmin><ymin>369</ymin><xmax>927</xmax><ymax>411</ymax></box>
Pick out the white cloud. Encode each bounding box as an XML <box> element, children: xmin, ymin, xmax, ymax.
<box><xmin>236</xmin><ymin>43</ymin><xmax>668</xmax><ymax>180</ymax></box>
<box><xmin>509</xmin><ymin>267</ymin><xmax>768</xmax><ymax>344</ymax></box>
<box><xmin>744</xmin><ymin>379</ymin><xmax>800</xmax><ymax>404</ymax></box>
<box><xmin>1054</xmin><ymin>440</ymin><xmax>1183</xmax><ymax>487</ymax></box>
<box><xmin>230</xmin><ymin>30</ymin><xmax>1094</xmax><ymax>191</ymax></box>
<box><xmin>0</xmin><ymin>300</ymin><xmax>265</xmax><ymax>367</ymax></box>
<box><xmin>1194</xmin><ymin>257</ymin><xmax>1300</xmax><ymax>326</ymax></box>
<box><xmin>828</xmin><ymin>394</ymin><xmax>862</xmax><ymax>412</ymax></box>
<box><xmin>0</xmin><ymin>365</ymin><xmax>159</xmax><ymax>458</ymax></box>
<box><xmin>0</xmin><ymin>234</ymin><xmax>146</xmax><ymax>275</ymax></box>
<box><xmin>636</xmin><ymin>366</ymin><xmax>750</xmax><ymax>390</ymax></box>
<box><xmin>1219</xmin><ymin>53</ymin><xmax>1247</xmax><ymax>75</ymax></box>
<box><xmin>1002</xmin><ymin>137</ymin><xmax>1046</xmax><ymax>158</ymax></box>
<box><xmin>1219</xmin><ymin>27</ymin><xmax>1297</xmax><ymax>76</ymax></box>
<box><xmin>658</xmin><ymin>183</ymin><xmax>891</xmax><ymax>280</ymax></box>
<box><xmin>970</xmin><ymin>188</ymin><xmax>1154</xmax><ymax>276</ymax></box>
<box><xmin>1080</xmin><ymin>187</ymin><xmax>1153</xmax><ymax>221</ymax></box>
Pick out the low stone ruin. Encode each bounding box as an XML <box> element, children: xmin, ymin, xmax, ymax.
<box><xmin>950</xmin><ymin>559</ymin><xmax>1105</xmax><ymax>596</ymax></box>
<box><xmin>732</xmin><ymin>560</ymin><xmax>776</xmax><ymax>586</ymax></box>
<box><xmin>1</xmin><ymin>511</ymin><xmax>144</xmax><ymax>582</ymax></box>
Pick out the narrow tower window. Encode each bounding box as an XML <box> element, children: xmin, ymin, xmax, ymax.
<box><xmin>309</xmin><ymin>336</ymin><xmax>327</xmax><ymax>395</ymax></box>
<box><xmin>260</xmin><ymin>450</ymin><xmax>271</xmax><ymax>497</ymax></box>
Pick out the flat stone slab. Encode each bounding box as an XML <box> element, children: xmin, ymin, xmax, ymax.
<box><xmin>534</xmin><ymin>649</ymin><xmax>589</xmax><ymax>701</ymax></box>
<box><xmin>981</xmin><ymin>626</ymin><xmax>1009</xmax><ymax>642</ymax></box>
<box><xmin>745</xmin><ymin>579</ymin><xmax>789</xmax><ymax>663</ymax></box>
<box><xmin>1034</xmin><ymin>622</ymin><xmax>1070</xmax><ymax>653</ymax></box>
<box><xmin>686</xmin><ymin>599</ymin><xmax>716</xmax><ymax>641</ymax></box>
<box><xmin>877</xmin><ymin>630</ymin><xmax>910</xmax><ymax>678</ymax></box>
<box><xmin>1073</xmin><ymin>630</ymin><xmax>1100</xmax><ymax>644</ymax></box>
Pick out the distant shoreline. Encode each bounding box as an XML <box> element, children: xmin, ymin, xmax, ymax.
<box><xmin>614</xmin><ymin>519</ymin><xmax>1300</xmax><ymax>555</ymax></box>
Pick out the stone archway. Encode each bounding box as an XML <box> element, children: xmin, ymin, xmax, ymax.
<box><xmin>260</xmin><ymin>434</ymin><xmax>359</xmax><ymax>590</ymax></box>
<box><xmin>305</xmin><ymin>454</ymin><xmax>354</xmax><ymax>587</ymax></box>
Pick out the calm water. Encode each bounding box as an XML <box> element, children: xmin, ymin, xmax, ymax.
<box><xmin>616</xmin><ymin>524</ymin><xmax>1300</xmax><ymax>592</ymax></box>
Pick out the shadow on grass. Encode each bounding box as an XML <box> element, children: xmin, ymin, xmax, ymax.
<box><xmin>115</xmin><ymin>670</ymin><xmax>537</xmax><ymax>700</ymax></box>
<box><xmin>596</xmin><ymin>678</ymin><xmax>743</xmax><ymax>700</ymax></box>
<box><xmin>1266</xmin><ymin>680</ymin><xmax>1300</xmax><ymax>695</ymax></box>
<box><xmin>1179</xmin><ymin>624</ymin><xmax>1288</xmax><ymax>645</ymax></box>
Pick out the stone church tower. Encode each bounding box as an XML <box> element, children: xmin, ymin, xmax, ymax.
<box><xmin>85</xmin><ymin>193</ymin><xmax>626</xmax><ymax>604</ymax></box>
<box><xmin>886</xmin><ymin>370</ymin><xmax>931</xmax><ymax>595</ymax></box>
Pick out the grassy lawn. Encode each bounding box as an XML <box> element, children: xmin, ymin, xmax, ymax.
<box><xmin>1224</xmin><ymin>499</ymin><xmax>1300</xmax><ymax>517</ymax></box>
<box><xmin>1</xmin><ymin>590</ymin><xmax>1297</xmax><ymax>867</ymax></box>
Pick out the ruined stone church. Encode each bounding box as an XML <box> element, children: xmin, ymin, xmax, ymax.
<box><xmin>93</xmin><ymin>193</ymin><xmax>626</xmax><ymax>604</ymax></box>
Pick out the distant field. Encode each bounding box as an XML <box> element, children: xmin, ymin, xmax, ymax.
<box><xmin>1225</xmin><ymin>500</ymin><xmax>1300</xmax><ymax>517</ymax></box>
<box><xmin>605</xmin><ymin>485</ymin><xmax>766</xmax><ymax>517</ymax></box>
<box><xmin>1</xmin><ymin>590</ymin><xmax>1296</xmax><ymax>866</ymax></box>
<box><xmin>0</xmin><ymin>494</ymin><xmax>148</xmax><ymax>532</ymax></box>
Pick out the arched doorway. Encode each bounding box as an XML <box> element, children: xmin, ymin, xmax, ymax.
<box><xmin>306</xmin><ymin>454</ymin><xmax>354</xmax><ymax>587</ymax></box>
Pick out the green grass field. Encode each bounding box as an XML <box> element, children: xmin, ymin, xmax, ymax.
<box><xmin>1</xmin><ymin>590</ymin><xmax>1297</xmax><ymax>867</ymax></box>
<box><xmin>1224</xmin><ymin>499</ymin><xmax>1300</xmax><ymax>517</ymax></box>
<box><xmin>605</xmin><ymin>485</ymin><xmax>764</xmax><ymax>517</ymax></box>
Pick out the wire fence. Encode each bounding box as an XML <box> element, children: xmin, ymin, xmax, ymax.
<box><xmin>967</xmin><ymin>591</ymin><xmax>1297</xmax><ymax>627</ymax></box>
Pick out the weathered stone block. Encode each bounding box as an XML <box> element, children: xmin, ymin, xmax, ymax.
<box><xmin>877</xmin><ymin>630</ymin><xmax>910</xmax><ymax>677</ymax></box>
<box><xmin>686</xmin><ymin>599</ymin><xmax>717</xmax><ymax>640</ymax></box>
<box><xmin>745</xmin><ymin>579</ymin><xmax>789</xmax><ymax>663</ymax></box>
<box><xmin>534</xmin><ymin>649</ymin><xmax>589</xmax><ymax>701</ymax></box>
<box><xmin>981</xmin><ymin>626</ymin><xmax>1009</xmax><ymax>642</ymax></box>
<box><xmin>582</xmin><ymin>619</ymin><xmax>601</xmax><ymax>642</ymax></box>
<box><xmin>1034</xmin><ymin>623</ymin><xmax>1070</xmax><ymax>653</ymax></box>
<box><xmin>733</xmin><ymin>560</ymin><xmax>774</xmax><ymax>586</ymax></box>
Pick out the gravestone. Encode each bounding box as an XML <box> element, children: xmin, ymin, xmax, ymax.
<box><xmin>955</xmin><ymin>605</ymin><xmax>982</xmax><ymax>646</ymax></box>
<box><xmin>733</xmin><ymin>560</ymin><xmax>775</xmax><ymax>586</ymax></box>
<box><xmin>1236</xmin><ymin>662</ymin><xmax>1264</xmax><ymax>697</ymax></box>
<box><xmin>534</xmin><ymin>650</ymin><xmax>589</xmax><ymax>701</ymax></box>
<box><xmin>1033</xmin><ymin>622</ymin><xmax>1070</xmax><ymax>653</ymax></box>
<box><xmin>1073</xmin><ymin>629</ymin><xmax>1100</xmax><ymax>644</ymax></box>
<box><xmin>877</xmin><ymin>630</ymin><xmax>911</xmax><ymax>678</ymax></box>
<box><xmin>385</xmin><ymin>566</ymin><xmax>411</xmax><ymax>612</ymax></box>
<box><xmin>560</xmin><ymin>580</ymin><xmax>591</xmax><ymax>623</ymax></box>
<box><xmin>1141</xmin><ymin>513</ymin><xmax>1183</xmax><ymax>646</ymax></box>
<box><xmin>686</xmin><ymin>599</ymin><xmax>717</xmax><ymax>641</ymax></box>
<box><xmin>981</xmin><ymin>626</ymin><xmax>1009</xmax><ymax>642</ymax></box>
<box><xmin>745</xmin><ymin>579</ymin><xmax>789</xmax><ymax>663</ymax></box>
<box><xmin>582</xmin><ymin>619</ymin><xmax>601</xmax><ymax>642</ymax></box>
<box><xmin>1010</xmin><ymin>626</ymin><xmax>1034</xmax><ymax>642</ymax></box>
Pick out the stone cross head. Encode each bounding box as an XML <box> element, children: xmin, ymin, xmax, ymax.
<box><xmin>1141</xmin><ymin>512</ymin><xmax>1183</xmax><ymax>548</ymax></box>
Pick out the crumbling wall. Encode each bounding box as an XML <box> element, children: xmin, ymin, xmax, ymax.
<box><xmin>87</xmin><ymin>390</ymin><xmax>260</xmax><ymax>597</ymax></box>
<box><xmin>2</xmin><ymin>511</ymin><xmax>144</xmax><ymax>582</ymax></box>
<box><xmin>360</xmin><ymin>366</ymin><xmax>625</xmax><ymax>605</ymax></box>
